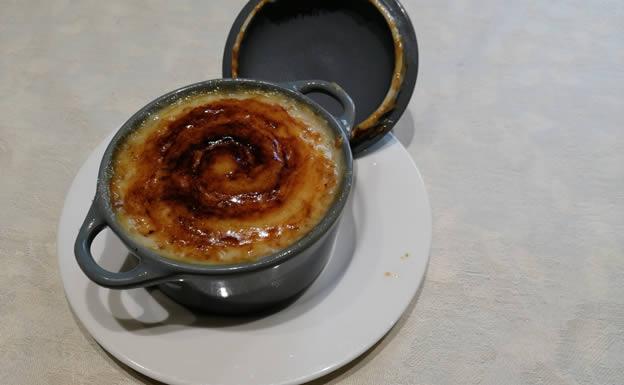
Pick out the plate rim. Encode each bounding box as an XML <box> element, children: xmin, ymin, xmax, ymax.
<box><xmin>57</xmin><ymin>132</ymin><xmax>431</xmax><ymax>385</ymax></box>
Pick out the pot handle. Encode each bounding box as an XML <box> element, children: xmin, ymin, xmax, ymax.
<box><xmin>282</xmin><ymin>80</ymin><xmax>355</xmax><ymax>137</ymax></box>
<box><xmin>74</xmin><ymin>201</ymin><xmax>174</xmax><ymax>289</ymax></box>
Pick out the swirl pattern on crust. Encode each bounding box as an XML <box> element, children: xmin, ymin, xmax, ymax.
<box><xmin>110</xmin><ymin>92</ymin><xmax>341</xmax><ymax>264</ymax></box>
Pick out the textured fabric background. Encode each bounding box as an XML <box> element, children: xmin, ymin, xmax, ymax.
<box><xmin>1</xmin><ymin>1</ymin><xmax>623</xmax><ymax>384</ymax></box>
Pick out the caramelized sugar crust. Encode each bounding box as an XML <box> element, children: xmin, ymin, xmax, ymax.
<box><xmin>110</xmin><ymin>91</ymin><xmax>341</xmax><ymax>264</ymax></box>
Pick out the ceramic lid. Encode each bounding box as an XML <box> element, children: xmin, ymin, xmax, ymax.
<box><xmin>222</xmin><ymin>0</ymin><xmax>418</xmax><ymax>153</ymax></box>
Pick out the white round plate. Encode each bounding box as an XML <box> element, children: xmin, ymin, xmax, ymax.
<box><xmin>58</xmin><ymin>132</ymin><xmax>431</xmax><ymax>385</ymax></box>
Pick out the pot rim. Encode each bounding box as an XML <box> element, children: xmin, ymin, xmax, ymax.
<box><xmin>93</xmin><ymin>78</ymin><xmax>354</xmax><ymax>275</ymax></box>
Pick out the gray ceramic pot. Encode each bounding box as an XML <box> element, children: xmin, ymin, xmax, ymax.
<box><xmin>74</xmin><ymin>78</ymin><xmax>354</xmax><ymax>314</ymax></box>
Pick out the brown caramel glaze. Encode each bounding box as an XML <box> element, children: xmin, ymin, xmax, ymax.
<box><xmin>110</xmin><ymin>95</ymin><xmax>340</xmax><ymax>264</ymax></box>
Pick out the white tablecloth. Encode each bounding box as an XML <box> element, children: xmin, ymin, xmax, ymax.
<box><xmin>1</xmin><ymin>1</ymin><xmax>622</xmax><ymax>384</ymax></box>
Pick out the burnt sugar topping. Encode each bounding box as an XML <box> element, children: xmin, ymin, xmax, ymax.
<box><xmin>110</xmin><ymin>90</ymin><xmax>342</xmax><ymax>264</ymax></box>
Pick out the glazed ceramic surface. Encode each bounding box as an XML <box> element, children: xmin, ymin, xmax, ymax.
<box><xmin>74</xmin><ymin>78</ymin><xmax>356</xmax><ymax>314</ymax></box>
<box><xmin>223</xmin><ymin>0</ymin><xmax>418</xmax><ymax>153</ymax></box>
